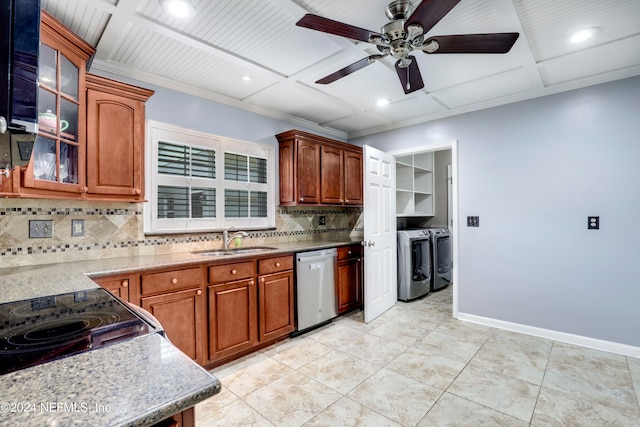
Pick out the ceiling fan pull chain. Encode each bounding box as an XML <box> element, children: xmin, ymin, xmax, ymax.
<box><xmin>406</xmin><ymin>65</ymin><xmax>410</xmax><ymax>91</ymax></box>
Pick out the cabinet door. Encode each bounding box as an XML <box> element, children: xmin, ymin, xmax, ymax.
<box><xmin>278</xmin><ymin>139</ymin><xmax>295</xmax><ymax>205</ymax></box>
<box><xmin>320</xmin><ymin>146</ymin><xmax>344</xmax><ymax>204</ymax></box>
<box><xmin>141</xmin><ymin>288</ymin><xmax>203</xmax><ymax>362</ymax></box>
<box><xmin>93</xmin><ymin>275</ymin><xmax>131</xmax><ymax>302</ymax></box>
<box><xmin>343</xmin><ymin>150</ymin><xmax>364</xmax><ymax>205</ymax></box>
<box><xmin>86</xmin><ymin>89</ymin><xmax>144</xmax><ymax>199</ymax></box>
<box><xmin>296</xmin><ymin>140</ymin><xmax>320</xmax><ymax>204</ymax></box>
<box><xmin>337</xmin><ymin>257</ymin><xmax>363</xmax><ymax>314</ymax></box>
<box><xmin>258</xmin><ymin>271</ymin><xmax>295</xmax><ymax>341</ymax></box>
<box><xmin>208</xmin><ymin>279</ymin><xmax>257</xmax><ymax>361</ymax></box>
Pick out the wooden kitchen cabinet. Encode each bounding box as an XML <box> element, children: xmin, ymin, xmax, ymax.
<box><xmin>258</xmin><ymin>256</ymin><xmax>295</xmax><ymax>341</ymax></box>
<box><xmin>0</xmin><ymin>11</ymin><xmax>153</xmax><ymax>202</ymax></box>
<box><xmin>85</xmin><ymin>74</ymin><xmax>153</xmax><ymax>201</ymax></box>
<box><xmin>337</xmin><ymin>245</ymin><xmax>364</xmax><ymax>314</ymax></box>
<box><xmin>93</xmin><ymin>274</ymin><xmax>132</xmax><ymax>302</ymax></box>
<box><xmin>140</xmin><ymin>267</ymin><xmax>204</xmax><ymax>363</ymax></box>
<box><xmin>276</xmin><ymin>129</ymin><xmax>363</xmax><ymax>206</ymax></box>
<box><xmin>207</xmin><ymin>261</ymin><xmax>258</xmax><ymax>362</ymax></box>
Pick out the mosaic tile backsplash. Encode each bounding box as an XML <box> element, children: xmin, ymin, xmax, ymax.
<box><xmin>0</xmin><ymin>199</ymin><xmax>363</xmax><ymax>267</ymax></box>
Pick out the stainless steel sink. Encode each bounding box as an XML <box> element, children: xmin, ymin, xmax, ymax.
<box><xmin>193</xmin><ymin>247</ymin><xmax>276</xmax><ymax>256</ymax></box>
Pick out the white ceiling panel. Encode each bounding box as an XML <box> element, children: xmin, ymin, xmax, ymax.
<box><xmin>433</xmin><ymin>68</ymin><xmax>533</xmax><ymax>109</ymax></box>
<box><xmin>539</xmin><ymin>35</ymin><xmax>640</xmax><ymax>86</ymax></box>
<box><xmin>136</xmin><ymin>0</ymin><xmax>344</xmax><ymax>77</ymax></box>
<box><xmin>40</xmin><ymin>0</ymin><xmax>640</xmax><ymax>138</ymax></box>
<box><xmin>244</xmin><ymin>83</ymin><xmax>355</xmax><ymax>125</ymax></box>
<box><xmin>41</xmin><ymin>0</ymin><xmax>111</xmax><ymax>46</ymax></box>
<box><xmin>514</xmin><ymin>0</ymin><xmax>640</xmax><ymax>62</ymax></box>
<box><xmin>109</xmin><ymin>24</ymin><xmax>279</xmax><ymax>100</ymax></box>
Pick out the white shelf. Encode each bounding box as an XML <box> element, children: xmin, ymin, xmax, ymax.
<box><xmin>395</xmin><ymin>152</ymin><xmax>434</xmax><ymax>216</ymax></box>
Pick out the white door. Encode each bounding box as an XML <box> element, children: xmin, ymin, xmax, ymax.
<box><xmin>447</xmin><ymin>164</ymin><xmax>453</xmax><ymax>229</ymax></box>
<box><xmin>363</xmin><ymin>145</ymin><xmax>397</xmax><ymax>323</ymax></box>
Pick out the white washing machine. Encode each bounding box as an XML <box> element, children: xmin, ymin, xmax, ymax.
<box><xmin>428</xmin><ymin>228</ymin><xmax>451</xmax><ymax>291</ymax></box>
<box><xmin>397</xmin><ymin>229</ymin><xmax>432</xmax><ymax>301</ymax></box>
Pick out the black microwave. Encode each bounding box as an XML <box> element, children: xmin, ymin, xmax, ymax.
<box><xmin>0</xmin><ymin>0</ymin><xmax>41</xmax><ymax>133</ymax></box>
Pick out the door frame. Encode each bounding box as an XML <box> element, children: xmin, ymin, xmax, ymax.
<box><xmin>388</xmin><ymin>140</ymin><xmax>459</xmax><ymax>319</ymax></box>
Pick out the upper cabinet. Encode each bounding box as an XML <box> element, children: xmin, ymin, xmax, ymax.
<box><xmin>276</xmin><ymin>130</ymin><xmax>363</xmax><ymax>207</ymax></box>
<box><xmin>0</xmin><ymin>11</ymin><xmax>153</xmax><ymax>202</ymax></box>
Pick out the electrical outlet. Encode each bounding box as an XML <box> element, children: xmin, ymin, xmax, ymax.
<box><xmin>467</xmin><ymin>216</ymin><xmax>479</xmax><ymax>227</ymax></box>
<box><xmin>71</xmin><ymin>219</ymin><xmax>85</xmax><ymax>237</ymax></box>
<box><xmin>588</xmin><ymin>216</ymin><xmax>599</xmax><ymax>230</ymax></box>
<box><xmin>29</xmin><ymin>220</ymin><xmax>53</xmax><ymax>238</ymax></box>
<box><xmin>318</xmin><ymin>215</ymin><xmax>326</xmax><ymax>226</ymax></box>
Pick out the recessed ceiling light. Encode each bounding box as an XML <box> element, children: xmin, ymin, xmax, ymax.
<box><xmin>570</xmin><ymin>27</ymin><xmax>599</xmax><ymax>44</ymax></box>
<box><xmin>241</xmin><ymin>75</ymin><xmax>253</xmax><ymax>82</ymax></box>
<box><xmin>161</xmin><ymin>0</ymin><xmax>196</xmax><ymax>19</ymax></box>
<box><xmin>376</xmin><ymin>98</ymin><xmax>390</xmax><ymax>107</ymax></box>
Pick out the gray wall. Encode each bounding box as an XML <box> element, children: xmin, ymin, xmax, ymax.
<box><xmin>352</xmin><ymin>76</ymin><xmax>640</xmax><ymax>348</ymax></box>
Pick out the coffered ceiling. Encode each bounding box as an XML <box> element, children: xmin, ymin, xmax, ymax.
<box><xmin>41</xmin><ymin>0</ymin><xmax>640</xmax><ymax>139</ymax></box>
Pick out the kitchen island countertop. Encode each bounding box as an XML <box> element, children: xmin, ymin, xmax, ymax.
<box><xmin>0</xmin><ymin>237</ymin><xmax>360</xmax><ymax>426</ymax></box>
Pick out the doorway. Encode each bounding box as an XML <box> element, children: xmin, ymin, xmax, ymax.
<box><xmin>388</xmin><ymin>141</ymin><xmax>459</xmax><ymax>319</ymax></box>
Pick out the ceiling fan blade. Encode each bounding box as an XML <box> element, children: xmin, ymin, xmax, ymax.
<box><xmin>297</xmin><ymin>14</ymin><xmax>386</xmax><ymax>43</ymax></box>
<box><xmin>406</xmin><ymin>0</ymin><xmax>462</xmax><ymax>35</ymax></box>
<box><xmin>425</xmin><ymin>33</ymin><xmax>520</xmax><ymax>54</ymax></box>
<box><xmin>316</xmin><ymin>57</ymin><xmax>376</xmax><ymax>84</ymax></box>
<box><xmin>395</xmin><ymin>56</ymin><xmax>425</xmax><ymax>94</ymax></box>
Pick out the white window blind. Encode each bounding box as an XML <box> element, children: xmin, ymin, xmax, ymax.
<box><xmin>145</xmin><ymin>121</ymin><xmax>275</xmax><ymax>233</ymax></box>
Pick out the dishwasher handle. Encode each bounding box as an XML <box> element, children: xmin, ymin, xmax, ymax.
<box><xmin>297</xmin><ymin>254</ymin><xmax>336</xmax><ymax>263</ymax></box>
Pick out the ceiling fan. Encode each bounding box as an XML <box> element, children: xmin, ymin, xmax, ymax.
<box><xmin>296</xmin><ymin>0</ymin><xmax>519</xmax><ymax>94</ymax></box>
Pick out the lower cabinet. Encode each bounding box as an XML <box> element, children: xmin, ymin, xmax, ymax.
<box><xmin>207</xmin><ymin>255</ymin><xmax>295</xmax><ymax>364</ymax></box>
<box><xmin>207</xmin><ymin>278</ymin><xmax>258</xmax><ymax>361</ymax></box>
<box><xmin>93</xmin><ymin>274</ymin><xmax>131</xmax><ymax>302</ymax></box>
<box><xmin>139</xmin><ymin>267</ymin><xmax>204</xmax><ymax>363</ymax></box>
<box><xmin>152</xmin><ymin>407</ymin><xmax>195</xmax><ymax>427</ymax></box>
<box><xmin>337</xmin><ymin>245</ymin><xmax>364</xmax><ymax>314</ymax></box>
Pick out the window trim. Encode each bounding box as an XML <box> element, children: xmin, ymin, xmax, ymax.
<box><xmin>145</xmin><ymin>120</ymin><xmax>276</xmax><ymax>234</ymax></box>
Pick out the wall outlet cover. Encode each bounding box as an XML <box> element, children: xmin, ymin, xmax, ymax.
<box><xmin>71</xmin><ymin>219</ymin><xmax>85</xmax><ymax>237</ymax></box>
<box><xmin>29</xmin><ymin>220</ymin><xmax>54</xmax><ymax>238</ymax></box>
<box><xmin>588</xmin><ymin>216</ymin><xmax>599</xmax><ymax>230</ymax></box>
<box><xmin>318</xmin><ymin>215</ymin><xmax>326</xmax><ymax>226</ymax></box>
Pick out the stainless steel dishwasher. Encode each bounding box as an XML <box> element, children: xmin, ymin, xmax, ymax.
<box><xmin>294</xmin><ymin>248</ymin><xmax>338</xmax><ymax>335</ymax></box>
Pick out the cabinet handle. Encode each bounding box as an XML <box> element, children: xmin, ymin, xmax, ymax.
<box><xmin>275</xmin><ymin>262</ymin><xmax>281</xmax><ymax>268</ymax></box>
<box><xmin>340</xmin><ymin>199</ymin><xmax>344</xmax><ymax>203</ymax></box>
<box><xmin>345</xmin><ymin>199</ymin><xmax>349</xmax><ymax>203</ymax></box>
<box><xmin>134</xmin><ymin>188</ymin><xmax>141</xmax><ymax>195</ymax></box>
<box><xmin>260</xmin><ymin>278</ymin><xmax>265</xmax><ymax>283</ymax></box>
<box><xmin>348</xmin><ymin>251</ymin><xmax>352</xmax><ymax>255</ymax></box>
<box><xmin>300</xmin><ymin>197</ymin><xmax>304</xmax><ymax>202</ymax></box>
<box><xmin>249</xmin><ymin>280</ymin><xmax>255</xmax><ymax>285</ymax></box>
<box><xmin>196</xmin><ymin>289</ymin><xmax>202</xmax><ymax>296</ymax></box>
<box><xmin>231</xmin><ymin>269</ymin><xmax>237</xmax><ymax>275</ymax></box>
<box><xmin>82</xmin><ymin>186</ymin><xmax>88</xmax><ymax>193</ymax></box>
<box><xmin>121</xmin><ymin>280</ymin><xmax>128</xmax><ymax>288</ymax></box>
<box><xmin>172</xmin><ymin>278</ymin><xmax>178</xmax><ymax>284</ymax></box>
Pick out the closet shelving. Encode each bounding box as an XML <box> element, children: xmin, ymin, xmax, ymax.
<box><xmin>395</xmin><ymin>152</ymin><xmax>434</xmax><ymax>216</ymax></box>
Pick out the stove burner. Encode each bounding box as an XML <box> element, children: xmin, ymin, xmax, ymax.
<box><xmin>0</xmin><ymin>289</ymin><xmax>153</xmax><ymax>375</ymax></box>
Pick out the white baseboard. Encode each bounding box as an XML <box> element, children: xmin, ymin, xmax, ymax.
<box><xmin>456</xmin><ymin>312</ymin><xmax>640</xmax><ymax>359</ymax></box>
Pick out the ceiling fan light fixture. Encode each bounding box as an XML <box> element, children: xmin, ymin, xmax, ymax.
<box><xmin>161</xmin><ymin>0</ymin><xmax>196</xmax><ymax>19</ymax></box>
<box><xmin>570</xmin><ymin>27</ymin><xmax>599</xmax><ymax>44</ymax></box>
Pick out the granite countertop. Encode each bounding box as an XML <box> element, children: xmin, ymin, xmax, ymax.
<box><xmin>0</xmin><ymin>237</ymin><xmax>360</xmax><ymax>426</ymax></box>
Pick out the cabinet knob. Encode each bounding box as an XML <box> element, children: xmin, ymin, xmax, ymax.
<box><xmin>300</xmin><ymin>197</ymin><xmax>304</xmax><ymax>202</ymax></box>
<box><xmin>121</xmin><ymin>280</ymin><xmax>128</xmax><ymax>288</ymax></box>
<box><xmin>249</xmin><ymin>280</ymin><xmax>255</xmax><ymax>285</ymax></box>
<box><xmin>345</xmin><ymin>199</ymin><xmax>349</xmax><ymax>203</ymax></box>
<box><xmin>231</xmin><ymin>269</ymin><xmax>237</xmax><ymax>275</ymax></box>
<box><xmin>340</xmin><ymin>199</ymin><xmax>344</xmax><ymax>203</ymax></box>
<box><xmin>196</xmin><ymin>289</ymin><xmax>202</xmax><ymax>296</ymax></box>
<box><xmin>172</xmin><ymin>278</ymin><xmax>178</xmax><ymax>284</ymax></box>
<box><xmin>275</xmin><ymin>262</ymin><xmax>281</xmax><ymax>267</ymax></box>
<box><xmin>134</xmin><ymin>188</ymin><xmax>141</xmax><ymax>195</ymax></box>
<box><xmin>82</xmin><ymin>186</ymin><xmax>88</xmax><ymax>193</ymax></box>
<box><xmin>260</xmin><ymin>278</ymin><xmax>265</xmax><ymax>283</ymax></box>
<box><xmin>348</xmin><ymin>251</ymin><xmax>352</xmax><ymax>255</ymax></box>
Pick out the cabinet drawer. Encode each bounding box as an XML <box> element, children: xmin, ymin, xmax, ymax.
<box><xmin>258</xmin><ymin>255</ymin><xmax>293</xmax><ymax>275</ymax></box>
<box><xmin>337</xmin><ymin>245</ymin><xmax>363</xmax><ymax>261</ymax></box>
<box><xmin>140</xmin><ymin>268</ymin><xmax>201</xmax><ymax>295</ymax></box>
<box><xmin>209</xmin><ymin>261</ymin><xmax>255</xmax><ymax>284</ymax></box>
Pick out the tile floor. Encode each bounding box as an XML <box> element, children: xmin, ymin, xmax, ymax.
<box><xmin>196</xmin><ymin>287</ymin><xmax>640</xmax><ymax>426</ymax></box>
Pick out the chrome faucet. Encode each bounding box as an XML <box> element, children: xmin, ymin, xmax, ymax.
<box><xmin>223</xmin><ymin>227</ymin><xmax>249</xmax><ymax>249</ymax></box>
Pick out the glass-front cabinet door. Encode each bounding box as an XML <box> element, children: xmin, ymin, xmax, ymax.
<box><xmin>23</xmin><ymin>12</ymin><xmax>93</xmax><ymax>194</ymax></box>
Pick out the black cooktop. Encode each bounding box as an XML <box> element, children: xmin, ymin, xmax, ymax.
<box><xmin>0</xmin><ymin>288</ymin><xmax>152</xmax><ymax>375</ymax></box>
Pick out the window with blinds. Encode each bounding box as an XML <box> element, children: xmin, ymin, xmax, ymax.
<box><xmin>146</xmin><ymin>121</ymin><xmax>275</xmax><ymax>233</ymax></box>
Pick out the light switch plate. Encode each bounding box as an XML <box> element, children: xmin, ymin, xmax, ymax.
<box><xmin>29</xmin><ymin>220</ymin><xmax>53</xmax><ymax>238</ymax></box>
<box><xmin>71</xmin><ymin>219</ymin><xmax>85</xmax><ymax>237</ymax></box>
<box><xmin>467</xmin><ymin>216</ymin><xmax>480</xmax><ymax>227</ymax></box>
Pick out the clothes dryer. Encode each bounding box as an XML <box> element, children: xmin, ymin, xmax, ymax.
<box><xmin>397</xmin><ymin>229</ymin><xmax>432</xmax><ymax>301</ymax></box>
<box><xmin>428</xmin><ymin>228</ymin><xmax>451</xmax><ymax>291</ymax></box>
